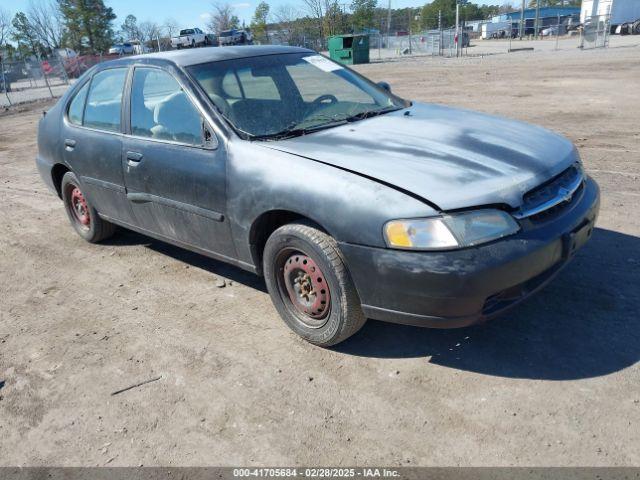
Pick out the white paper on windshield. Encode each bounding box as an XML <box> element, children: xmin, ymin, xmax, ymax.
<box><xmin>303</xmin><ymin>55</ymin><xmax>343</xmax><ymax>72</ymax></box>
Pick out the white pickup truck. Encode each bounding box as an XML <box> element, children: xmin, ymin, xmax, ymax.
<box><xmin>171</xmin><ymin>28</ymin><xmax>208</xmax><ymax>49</ymax></box>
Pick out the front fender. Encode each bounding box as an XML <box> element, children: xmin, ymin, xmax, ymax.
<box><xmin>226</xmin><ymin>140</ymin><xmax>438</xmax><ymax>268</ymax></box>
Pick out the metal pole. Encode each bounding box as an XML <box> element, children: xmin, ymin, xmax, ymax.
<box><xmin>58</xmin><ymin>54</ymin><xmax>70</xmax><ymax>85</ymax></box>
<box><xmin>438</xmin><ymin>9</ymin><xmax>442</xmax><ymax>56</ymax></box>
<box><xmin>1</xmin><ymin>56</ymin><xmax>12</xmax><ymax>106</ymax></box>
<box><xmin>40</xmin><ymin>57</ymin><xmax>54</xmax><ymax>98</ymax></box>
<box><xmin>519</xmin><ymin>0</ymin><xmax>525</xmax><ymax>39</ymax></box>
<box><xmin>555</xmin><ymin>13</ymin><xmax>560</xmax><ymax>50</ymax></box>
<box><xmin>455</xmin><ymin>2</ymin><xmax>460</xmax><ymax>57</ymax></box>
<box><xmin>407</xmin><ymin>9</ymin><xmax>412</xmax><ymax>54</ymax></box>
<box><xmin>534</xmin><ymin>0</ymin><xmax>540</xmax><ymax>39</ymax></box>
<box><xmin>386</xmin><ymin>0</ymin><xmax>391</xmax><ymax>53</ymax></box>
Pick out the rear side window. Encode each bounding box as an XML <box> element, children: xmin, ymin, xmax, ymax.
<box><xmin>130</xmin><ymin>68</ymin><xmax>203</xmax><ymax>146</ymax></box>
<box><xmin>83</xmin><ymin>68</ymin><xmax>127</xmax><ymax>133</ymax></box>
<box><xmin>67</xmin><ymin>81</ymin><xmax>89</xmax><ymax>126</ymax></box>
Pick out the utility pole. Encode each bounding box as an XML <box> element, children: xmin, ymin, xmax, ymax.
<box><xmin>387</xmin><ymin>0</ymin><xmax>392</xmax><ymax>51</ymax></box>
<box><xmin>455</xmin><ymin>2</ymin><xmax>460</xmax><ymax>57</ymax></box>
<box><xmin>408</xmin><ymin>9</ymin><xmax>412</xmax><ymax>54</ymax></box>
<box><xmin>456</xmin><ymin>0</ymin><xmax>468</xmax><ymax>57</ymax></box>
<box><xmin>534</xmin><ymin>0</ymin><xmax>540</xmax><ymax>39</ymax></box>
<box><xmin>519</xmin><ymin>0</ymin><xmax>525</xmax><ymax>39</ymax></box>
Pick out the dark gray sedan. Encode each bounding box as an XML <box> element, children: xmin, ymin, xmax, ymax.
<box><xmin>36</xmin><ymin>46</ymin><xmax>600</xmax><ymax>346</ymax></box>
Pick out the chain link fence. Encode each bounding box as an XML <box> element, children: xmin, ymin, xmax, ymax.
<box><xmin>359</xmin><ymin>28</ymin><xmax>468</xmax><ymax>61</ymax></box>
<box><xmin>0</xmin><ymin>53</ymin><xmax>125</xmax><ymax>107</ymax></box>
<box><xmin>579</xmin><ymin>14</ymin><xmax>611</xmax><ymax>50</ymax></box>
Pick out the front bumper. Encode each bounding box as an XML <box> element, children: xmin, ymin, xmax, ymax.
<box><xmin>339</xmin><ymin>176</ymin><xmax>600</xmax><ymax>328</ymax></box>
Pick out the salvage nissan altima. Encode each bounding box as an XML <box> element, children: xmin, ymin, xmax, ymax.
<box><xmin>36</xmin><ymin>46</ymin><xmax>600</xmax><ymax>346</ymax></box>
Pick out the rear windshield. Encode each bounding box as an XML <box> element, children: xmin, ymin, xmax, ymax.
<box><xmin>180</xmin><ymin>29</ymin><xmax>194</xmax><ymax>35</ymax></box>
<box><xmin>220</xmin><ymin>31</ymin><xmax>233</xmax><ymax>37</ymax></box>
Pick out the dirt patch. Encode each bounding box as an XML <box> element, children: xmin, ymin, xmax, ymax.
<box><xmin>1</xmin><ymin>46</ymin><xmax>639</xmax><ymax>466</ymax></box>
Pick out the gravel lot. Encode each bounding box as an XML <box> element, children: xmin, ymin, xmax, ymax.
<box><xmin>0</xmin><ymin>44</ymin><xmax>639</xmax><ymax>467</ymax></box>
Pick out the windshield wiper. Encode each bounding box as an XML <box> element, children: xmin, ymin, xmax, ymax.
<box><xmin>251</xmin><ymin>117</ymin><xmax>348</xmax><ymax>141</ymax></box>
<box><xmin>249</xmin><ymin>106</ymin><xmax>402</xmax><ymax>141</ymax></box>
<box><xmin>344</xmin><ymin>105</ymin><xmax>403</xmax><ymax>123</ymax></box>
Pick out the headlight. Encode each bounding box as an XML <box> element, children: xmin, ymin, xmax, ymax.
<box><xmin>384</xmin><ymin>210</ymin><xmax>520</xmax><ymax>250</ymax></box>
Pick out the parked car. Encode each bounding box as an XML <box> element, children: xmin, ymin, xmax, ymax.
<box><xmin>108</xmin><ymin>43</ymin><xmax>135</xmax><ymax>55</ymax></box>
<box><xmin>218</xmin><ymin>28</ymin><xmax>253</xmax><ymax>46</ymax></box>
<box><xmin>35</xmin><ymin>46</ymin><xmax>600</xmax><ymax>346</ymax></box>
<box><xmin>171</xmin><ymin>28</ymin><xmax>208</xmax><ymax>49</ymax></box>
<box><xmin>541</xmin><ymin>25</ymin><xmax>561</xmax><ymax>36</ymax></box>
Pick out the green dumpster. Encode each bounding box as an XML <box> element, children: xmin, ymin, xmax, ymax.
<box><xmin>328</xmin><ymin>34</ymin><xmax>370</xmax><ymax>65</ymax></box>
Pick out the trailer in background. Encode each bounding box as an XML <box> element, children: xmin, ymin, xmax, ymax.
<box><xmin>581</xmin><ymin>0</ymin><xmax>640</xmax><ymax>27</ymax></box>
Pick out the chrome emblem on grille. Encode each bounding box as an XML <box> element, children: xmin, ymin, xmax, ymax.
<box><xmin>558</xmin><ymin>186</ymin><xmax>574</xmax><ymax>203</ymax></box>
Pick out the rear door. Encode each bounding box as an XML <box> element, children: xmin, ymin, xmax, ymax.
<box><xmin>121</xmin><ymin>65</ymin><xmax>236</xmax><ymax>259</ymax></box>
<box><xmin>61</xmin><ymin>67</ymin><xmax>135</xmax><ymax>224</ymax></box>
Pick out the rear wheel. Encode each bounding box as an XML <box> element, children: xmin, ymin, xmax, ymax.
<box><xmin>263</xmin><ymin>222</ymin><xmax>366</xmax><ymax>347</ymax></box>
<box><xmin>61</xmin><ymin>172</ymin><xmax>116</xmax><ymax>243</ymax></box>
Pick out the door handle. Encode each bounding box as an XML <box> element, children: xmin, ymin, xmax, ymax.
<box><xmin>64</xmin><ymin>139</ymin><xmax>76</xmax><ymax>151</ymax></box>
<box><xmin>126</xmin><ymin>151</ymin><xmax>143</xmax><ymax>163</ymax></box>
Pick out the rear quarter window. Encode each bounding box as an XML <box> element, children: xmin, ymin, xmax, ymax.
<box><xmin>83</xmin><ymin>68</ymin><xmax>127</xmax><ymax>133</ymax></box>
<box><xmin>67</xmin><ymin>81</ymin><xmax>90</xmax><ymax>126</ymax></box>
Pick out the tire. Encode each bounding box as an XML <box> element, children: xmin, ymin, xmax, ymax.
<box><xmin>61</xmin><ymin>171</ymin><xmax>116</xmax><ymax>243</ymax></box>
<box><xmin>263</xmin><ymin>222</ymin><xmax>366</xmax><ymax>347</ymax></box>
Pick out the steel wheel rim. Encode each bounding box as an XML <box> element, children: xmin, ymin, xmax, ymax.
<box><xmin>276</xmin><ymin>248</ymin><xmax>331</xmax><ymax>329</ymax></box>
<box><xmin>67</xmin><ymin>184</ymin><xmax>90</xmax><ymax>230</ymax></box>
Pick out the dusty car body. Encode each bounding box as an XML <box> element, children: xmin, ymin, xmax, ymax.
<box><xmin>36</xmin><ymin>46</ymin><xmax>600</xmax><ymax>346</ymax></box>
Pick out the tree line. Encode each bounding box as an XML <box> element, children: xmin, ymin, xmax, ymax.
<box><xmin>0</xmin><ymin>0</ymin><xmax>581</xmax><ymax>59</ymax></box>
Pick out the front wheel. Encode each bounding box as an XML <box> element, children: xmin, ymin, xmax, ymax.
<box><xmin>263</xmin><ymin>222</ymin><xmax>366</xmax><ymax>347</ymax></box>
<box><xmin>61</xmin><ymin>172</ymin><xmax>116</xmax><ymax>243</ymax></box>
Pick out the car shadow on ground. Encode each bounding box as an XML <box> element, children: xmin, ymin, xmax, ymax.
<box><xmin>105</xmin><ymin>227</ymin><xmax>639</xmax><ymax>381</ymax></box>
<box><xmin>102</xmin><ymin>229</ymin><xmax>268</xmax><ymax>293</ymax></box>
<box><xmin>335</xmin><ymin>228</ymin><xmax>640</xmax><ymax>380</ymax></box>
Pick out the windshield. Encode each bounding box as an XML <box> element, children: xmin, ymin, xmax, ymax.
<box><xmin>188</xmin><ymin>52</ymin><xmax>406</xmax><ymax>139</ymax></box>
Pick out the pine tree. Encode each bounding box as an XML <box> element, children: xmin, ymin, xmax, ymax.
<box><xmin>58</xmin><ymin>0</ymin><xmax>116</xmax><ymax>54</ymax></box>
<box><xmin>251</xmin><ymin>2</ymin><xmax>270</xmax><ymax>43</ymax></box>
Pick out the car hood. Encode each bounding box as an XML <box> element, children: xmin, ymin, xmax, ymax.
<box><xmin>260</xmin><ymin>102</ymin><xmax>579</xmax><ymax>211</ymax></box>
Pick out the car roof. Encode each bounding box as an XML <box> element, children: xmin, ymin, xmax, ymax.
<box><xmin>128</xmin><ymin>45</ymin><xmax>313</xmax><ymax>67</ymax></box>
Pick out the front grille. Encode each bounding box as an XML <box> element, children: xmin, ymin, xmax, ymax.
<box><xmin>529</xmin><ymin>183</ymin><xmax>584</xmax><ymax>223</ymax></box>
<box><xmin>515</xmin><ymin>163</ymin><xmax>584</xmax><ymax>221</ymax></box>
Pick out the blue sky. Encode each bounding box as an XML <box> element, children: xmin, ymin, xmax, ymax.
<box><xmin>7</xmin><ymin>0</ymin><xmax>515</xmax><ymax>31</ymax></box>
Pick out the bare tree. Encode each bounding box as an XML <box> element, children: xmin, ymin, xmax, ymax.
<box><xmin>138</xmin><ymin>21</ymin><xmax>162</xmax><ymax>50</ymax></box>
<box><xmin>27</xmin><ymin>0</ymin><xmax>64</xmax><ymax>51</ymax></box>
<box><xmin>207</xmin><ymin>2</ymin><xmax>237</xmax><ymax>34</ymax></box>
<box><xmin>0</xmin><ymin>6</ymin><xmax>13</xmax><ymax>48</ymax></box>
<box><xmin>163</xmin><ymin>18</ymin><xmax>180</xmax><ymax>38</ymax></box>
<box><xmin>302</xmin><ymin>0</ymin><xmax>325</xmax><ymax>40</ymax></box>
<box><xmin>273</xmin><ymin>4</ymin><xmax>304</xmax><ymax>45</ymax></box>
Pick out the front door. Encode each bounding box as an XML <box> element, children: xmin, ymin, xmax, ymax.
<box><xmin>122</xmin><ymin>66</ymin><xmax>235</xmax><ymax>259</ymax></box>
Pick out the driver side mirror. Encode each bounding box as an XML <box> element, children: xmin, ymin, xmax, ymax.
<box><xmin>377</xmin><ymin>81</ymin><xmax>392</xmax><ymax>93</ymax></box>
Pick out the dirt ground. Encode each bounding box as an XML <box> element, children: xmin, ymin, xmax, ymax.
<box><xmin>1</xmin><ymin>45</ymin><xmax>639</xmax><ymax>467</ymax></box>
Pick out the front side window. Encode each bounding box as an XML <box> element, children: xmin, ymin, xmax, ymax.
<box><xmin>67</xmin><ymin>81</ymin><xmax>90</xmax><ymax>126</ymax></box>
<box><xmin>130</xmin><ymin>68</ymin><xmax>203</xmax><ymax>146</ymax></box>
<box><xmin>188</xmin><ymin>53</ymin><xmax>405</xmax><ymax>139</ymax></box>
<box><xmin>83</xmin><ymin>68</ymin><xmax>127</xmax><ymax>132</ymax></box>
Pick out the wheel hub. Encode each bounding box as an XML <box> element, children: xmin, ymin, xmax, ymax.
<box><xmin>70</xmin><ymin>187</ymin><xmax>90</xmax><ymax>227</ymax></box>
<box><xmin>282</xmin><ymin>253</ymin><xmax>330</xmax><ymax>321</ymax></box>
